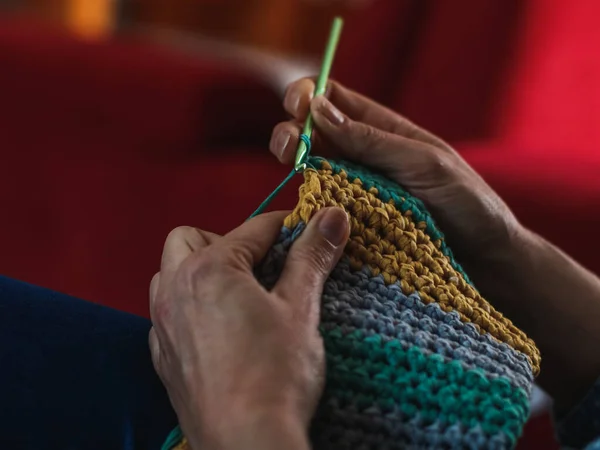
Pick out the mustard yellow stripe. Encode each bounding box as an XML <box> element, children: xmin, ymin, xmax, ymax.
<box><xmin>172</xmin><ymin>439</ymin><xmax>189</xmax><ymax>450</ymax></box>
<box><xmin>284</xmin><ymin>165</ymin><xmax>540</xmax><ymax>375</ymax></box>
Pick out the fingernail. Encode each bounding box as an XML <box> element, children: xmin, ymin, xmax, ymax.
<box><xmin>315</xmin><ymin>96</ymin><xmax>345</xmax><ymax>126</ymax></box>
<box><xmin>317</xmin><ymin>208</ymin><xmax>349</xmax><ymax>247</ymax></box>
<box><xmin>273</xmin><ymin>130</ymin><xmax>291</xmax><ymax>158</ymax></box>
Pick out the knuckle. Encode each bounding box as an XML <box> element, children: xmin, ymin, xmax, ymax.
<box><xmin>284</xmin><ymin>79</ymin><xmax>309</xmax><ymax>109</ymax></box>
<box><xmin>166</xmin><ymin>226</ymin><xmax>195</xmax><ymax>244</ymax></box>
<box><xmin>223</xmin><ymin>248</ymin><xmax>252</xmax><ymax>270</ymax></box>
<box><xmin>184</xmin><ymin>246</ymin><xmax>240</xmax><ymax>280</ymax></box>
<box><xmin>149</xmin><ymin>272</ymin><xmax>160</xmax><ymax>298</ymax></box>
<box><xmin>348</xmin><ymin>124</ymin><xmax>389</xmax><ymax>162</ymax></box>
<box><xmin>186</xmin><ymin>250</ymin><xmax>217</xmax><ymax>278</ymax></box>
<box><xmin>272</xmin><ymin>121</ymin><xmax>288</xmax><ymax>136</ymax></box>
<box><xmin>283</xmin><ymin>91</ymin><xmax>296</xmax><ymax>113</ymax></box>
<box><xmin>150</xmin><ymin>272</ymin><xmax>160</xmax><ymax>289</ymax></box>
<box><xmin>400</xmin><ymin>123</ymin><xmax>420</xmax><ymax>141</ymax></box>
<box><xmin>423</xmin><ymin>150</ymin><xmax>452</xmax><ymax>178</ymax></box>
<box><xmin>152</xmin><ymin>298</ymin><xmax>172</xmax><ymax>329</ymax></box>
<box><xmin>283</xmin><ymin>81</ymin><xmax>296</xmax><ymax>102</ymax></box>
<box><xmin>359</xmin><ymin>124</ymin><xmax>387</xmax><ymax>147</ymax></box>
<box><xmin>171</xmin><ymin>254</ymin><xmax>214</xmax><ymax>301</ymax></box>
<box><xmin>217</xmin><ymin>238</ymin><xmax>256</xmax><ymax>269</ymax></box>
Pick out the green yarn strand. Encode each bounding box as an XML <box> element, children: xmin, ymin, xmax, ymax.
<box><xmin>247</xmin><ymin>169</ymin><xmax>296</xmax><ymax>220</ymax></box>
<box><xmin>161</xmin><ymin>426</ymin><xmax>183</xmax><ymax>450</ymax></box>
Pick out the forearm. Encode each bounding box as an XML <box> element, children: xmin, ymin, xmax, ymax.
<box><xmin>466</xmin><ymin>225</ymin><xmax>600</xmax><ymax>413</ymax></box>
<box><xmin>187</xmin><ymin>408</ymin><xmax>311</xmax><ymax>450</ymax></box>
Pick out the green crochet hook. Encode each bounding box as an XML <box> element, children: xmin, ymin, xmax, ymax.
<box><xmin>247</xmin><ymin>17</ymin><xmax>344</xmax><ymax>219</ymax></box>
<box><xmin>294</xmin><ymin>16</ymin><xmax>344</xmax><ymax>172</ymax></box>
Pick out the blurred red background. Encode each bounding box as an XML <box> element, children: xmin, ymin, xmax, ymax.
<box><xmin>9</xmin><ymin>0</ymin><xmax>353</xmax><ymax>52</ymax></box>
<box><xmin>2</xmin><ymin>1</ymin><xmax>600</xmax><ymax>448</ymax></box>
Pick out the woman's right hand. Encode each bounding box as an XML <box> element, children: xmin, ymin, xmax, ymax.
<box><xmin>270</xmin><ymin>78</ymin><xmax>600</xmax><ymax>415</ymax></box>
<box><xmin>270</xmin><ymin>78</ymin><xmax>521</xmax><ymax>268</ymax></box>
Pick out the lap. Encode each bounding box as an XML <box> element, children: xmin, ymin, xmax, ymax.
<box><xmin>0</xmin><ymin>275</ymin><xmax>176</xmax><ymax>450</ymax></box>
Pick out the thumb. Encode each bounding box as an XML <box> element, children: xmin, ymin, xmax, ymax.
<box><xmin>274</xmin><ymin>207</ymin><xmax>349</xmax><ymax>314</ymax></box>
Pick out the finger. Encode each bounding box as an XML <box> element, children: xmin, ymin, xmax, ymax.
<box><xmin>327</xmin><ymin>81</ymin><xmax>447</xmax><ymax>147</ymax></box>
<box><xmin>270</xmin><ymin>121</ymin><xmax>300</xmax><ymax>163</ymax></box>
<box><xmin>149</xmin><ymin>272</ymin><xmax>160</xmax><ymax>311</ymax></box>
<box><xmin>214</xmin><ymin>211</ymin><xmax>289</xmax><ymax>270</ymax></box>
<box><xmin>274</xmin><ymin>207</ymin><xmax>349</xmax><ymax>320</ymax></box>
<box><xmin>269</xmin><ymin>120</ymin><xmax>331</xmax><ymax>165</ymax></box>
<box><xmin>283</xmin><ymin>77</ymin><xmax>315</xmax><ymax>120</ymax></box>
<box><xmin>161</xmin><ymin>226</ymin><xmax>220</xmax><ymax>275</ymax></box>
<box><xmin>285</xmin><ymin>78</ymin><xmax>446</xmax><ymax>148</ymax></box>
<box><xmin>309</xmin><ymin>95</ymin><xmax>444</xmax><ymax>183</ymax></box>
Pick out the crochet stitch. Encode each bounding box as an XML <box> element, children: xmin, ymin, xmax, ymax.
<box><xmin>165</xmin><ymin>158</ymin><xmax>540</xmax><ymax>450</ymax></box>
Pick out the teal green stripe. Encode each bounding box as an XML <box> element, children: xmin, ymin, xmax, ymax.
<box><xmin>161</xmin><ymin>426</ymin><xmax>183</xmax><ymax>450</ymax></box>
<box><xmin>312</xmin><ymin>157</ymin><xmax>471</xmax><ymax>284</ymax></box>
<box><xmin>322</xmin><ymin>328</ymin><xmax>529</xmax><ymax>445</ymax></box>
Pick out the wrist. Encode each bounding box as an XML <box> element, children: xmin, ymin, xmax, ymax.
<box><xmin>465</xmin><ymin>222</ymin><xmax>600</xmax><ymax>412</ymax></box>
<box><xmin>463</xmin><ymin>221</ymin><xmax>532</xmax><ymax>283</ymax></box>
<box><xmin>198</xmin><ymin>406</ymin><xmax>310</xmax><ymax>450</ymax></box>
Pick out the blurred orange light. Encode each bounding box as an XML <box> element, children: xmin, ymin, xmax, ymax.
<box><xmin>65</xmin><ymin>0</ymin><xmax>114</xmax><ymax>38</ymax></box>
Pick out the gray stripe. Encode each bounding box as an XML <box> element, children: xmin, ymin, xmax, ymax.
<box><xmin>257</xmin><ymin>224</ymin><xmax>533</xmax><ymax>390</ymax></box>
<box><xmin>312</xmin><ymin>402</ymin><xmax>512</xmax><ymax>450</ymax></box>
<box><xmin>320</xmin><ymin>259</ymin><xmax>533</xmax><ymax>390</ymax></box>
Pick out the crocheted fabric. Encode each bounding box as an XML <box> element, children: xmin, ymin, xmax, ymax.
<box><xmin>166</xmin><ymin>158</ymin><xmax>540</xmax><ymax>450</ymax></box>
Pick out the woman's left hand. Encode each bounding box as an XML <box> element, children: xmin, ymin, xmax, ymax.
<box><xmin>149</xmin><ymin>209</ymin><xmax>349</xmax><ymax>450</ymax></box>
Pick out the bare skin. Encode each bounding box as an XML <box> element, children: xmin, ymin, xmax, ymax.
<box><xmin>272</xmin><ymin>78</ymin><xmax>600</xmax><ymax>414</ymax></box>
<box><xmin>150</xmin><ymin>78</ymin><xmax>600</xmax><ymax>449</ymax></box>
<box><xmin>150</xmin><ymin>208</ymin><xmax>349</xmax><ymax>450</ymax></box>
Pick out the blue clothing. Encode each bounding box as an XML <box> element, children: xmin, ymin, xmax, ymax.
<box><xmin>558</xmin><ymin>379</ymin><xmax>600</xmax><ymax>449</ymax></box>
<box><xmin>1</xmin><ymin>274</ymin><xmax>599</xmax><ymax>449</ymax></box>
<box><xmin>0</xmin><ymin>275</ymin><xmax>177</xmax><ymax>449</ymax></box>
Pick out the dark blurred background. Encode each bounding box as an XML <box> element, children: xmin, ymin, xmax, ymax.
<box><xmin>2</xmin><ymin>0</ymin><xmax>361</xmax><ymax>55</ymax></box>
<box><xmin>1</xmin><ymin>2</ymin><xmax>599</xmax><ymax>447</ymax></box>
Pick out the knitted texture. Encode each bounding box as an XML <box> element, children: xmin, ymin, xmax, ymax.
<box><xmin>166</xmin><ymin>158</ymin><xmax>540</xmax><ymax>450</ymax></box>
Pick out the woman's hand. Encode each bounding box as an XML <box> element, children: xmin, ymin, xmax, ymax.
<box><xmin>149</xmin><ymin>209</ymin><xmax>349</xmax><ymax>450</ymax></box>
<box><xmin>270</xmin><ymin>78</ymin><xmax>519</xmax><ymax>266</ymax></box>
<box><xmin>270</xmin><ymin>77</ymin><xmax>600</xmax><ymax>414</ymax></box>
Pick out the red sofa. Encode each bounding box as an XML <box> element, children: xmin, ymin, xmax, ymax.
<box><xmin>335</xmin><ymin>0</ymin><xmax>600</xmax><ymax>280</ymax></box>
<box><xmin>1</xmin><ymin>2</ymin><xmax>600</xmax><ymax>447</ymax></box>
